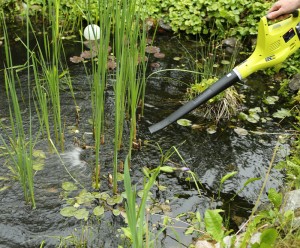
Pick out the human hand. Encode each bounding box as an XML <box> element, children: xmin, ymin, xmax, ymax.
<box><xmin>267</xmin><ymin>0</ymin><xmax>300</xmax><ymax>20</ymax></box>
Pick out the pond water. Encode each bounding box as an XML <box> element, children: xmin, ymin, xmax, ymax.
<box><xmin>0</xmin><ymin>27</ymin><xmax>293</xmax><ymax>247</ymax></box>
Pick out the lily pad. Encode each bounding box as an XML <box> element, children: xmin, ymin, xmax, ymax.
<box><xmin>113</xmin><ymin>209</ymin><xmax>121</xmax><ymax>216</ymax></box>
<box><xmin>60</xmin><ymin>206</ymin><xmax>77</xmax><ymax>217</ymax></box>
<box><xmin>177</xmin><ymin>119</ymin><xmax>192</xmax><ymax>127</ymax></box>
<box><xmin>74</xmin><ymin>208</ymin><xmax>89</xmax><ymax>220</ymax></box>
<box><xmin>33</xmin><ymin>161</ymin><xmax>45</xmax><ymax>171</ymax></box>
<box><xmin>93</xmin><ymin>206</ymin><xmax>105</xmax><ymax>216</ymax></box>
<box><xmin>154</xmin><ymin>52</ymin><xmax>165</xmax><ymax>58</ymax></box>
<box><xmin>62</xmin><ymin>182</ymin><xmax>78</xmax><ymax>191</ymax></box>
<box><xmin>33</xmin><ymin>149</ymin><xmax>46</xmax><ymax>159</ymax></box>
<box><xmin>76</xmin><ymin>191</ymin><xmax>95</xmax><ymax>204</ymax></box>
<box><xmin>70</xmin><ymin>56</ymin><xmax>84</xmax><ymax>63</ymax></box>
<box><xmin>145</xmin><ymin>45</ymin><xmax>160</xmax><ymax>54</ymax></box>
<box><xmin>94</xmin><ymin>192</ymin><xmax>110</xmax><ymax>201</ymax></box>
<box><xmin>106</xmin><ymin>194</ymin><xmax>123</xmax><ymax>205</ymax></box>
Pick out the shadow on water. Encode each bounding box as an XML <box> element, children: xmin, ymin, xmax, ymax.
<box><xmin>0</xmin><ymin>29</ymin><xmax>293</xmax><ymax>247</ymax></box>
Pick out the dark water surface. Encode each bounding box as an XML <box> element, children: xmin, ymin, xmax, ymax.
<box><xmin>0</xmin><ymin>28</ymin><xmax>292</xmax><ymax>247</ymax></box>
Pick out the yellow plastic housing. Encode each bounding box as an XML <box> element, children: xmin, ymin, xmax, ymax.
<box><xmin>234</xmin><ymin>10</ymin><xmax>300</xmax><ymax>79</ymax></box>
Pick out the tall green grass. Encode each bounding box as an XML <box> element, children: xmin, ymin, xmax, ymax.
<box><xmin>0</xmin><ymin>12</ymin><xmax>36</xmax><ymax>207</ymax></box>
<box><xmin>111</xmin><ymin>0</ymin><xmax>147</xmax><ymax>193</ymax></box>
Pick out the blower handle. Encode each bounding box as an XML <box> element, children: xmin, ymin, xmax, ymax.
<box><xmin>148</xmin><ymin>70</ymin><xmax>240</xmax><ymax>133</ymax></box>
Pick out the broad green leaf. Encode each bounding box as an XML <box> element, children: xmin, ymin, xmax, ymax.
<box><xmin>204</xmin><ymin>209</ymin><xmax>224</xmax><ymax>242</ymax></box>
<box><xmin>260</xmin><ymin>228</ymin><xmax>278</xmax><ymax>247</ymax></box>
<box><xmin>93</xmin><ymin>206</ymin><xmax>105</xmax><ymax>216</ymax></box>
<box><xmin>76</xmin><ymin>191</ymin><xmax>95</xmax><ymax>204</ymax></box>
<box><xmin>272</xmin><ymin>108</ymin><xmax>291</xmax><ymax>119</ymax></box>
<box><xmin>60</xmin><ymin>206</ymin><xmax>77</xmax><ymax>217</ymax></box>
<box><xmin>74</xmin><ymin>208</ymin><xmax>89</xmax><ymax>220</ymax></box>
<box><xmin>268</xmin><ymin>188</ymin><xmax>282</xmax><ymax>208</ymax></box>
<box><xmin>62</xmin><ymin>182</ymin><xmax>78</xmax><ymax>191</ymax></box>
<box><xmin>32</xmin><ymin>149</ymin><xmax>46</xmax><ymax>158</ymax></box>
<box><xmin>247</xmin><ymin>113</ymin><xmax>260</xmax><ymax>123</ymax></box>
<box><xmin>263</xmin><ymin>96</ymin><xmax>279</xmax><ymax>105</ymax></box>
<box><xmin>220</xmin><ymin>171</ymin><xmax>237</xmax><ymax>184</ymax></box>
<box><xmin>106</xmin><ymin>194</ymin><xmax>123</xmax><ymax>205</ymax></box>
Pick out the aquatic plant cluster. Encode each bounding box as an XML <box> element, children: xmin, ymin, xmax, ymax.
<box><xmin>1</xmin><ymin>0</ymin><xmax>300</xmax><ymax>247</ymax></box>
<box><xmin>1</xmin><ymin>0</ymin><xmax>271</xmax><ymax>37</ymax></box>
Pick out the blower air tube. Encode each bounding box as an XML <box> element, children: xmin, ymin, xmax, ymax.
<box><xmin>148</xmin><ymin>70</ymin><xmax>240</xmax><ymax>134</ymax></box>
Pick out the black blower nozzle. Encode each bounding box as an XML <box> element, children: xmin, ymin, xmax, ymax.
<box><xmin>148</xmin><ymin>70</ymin><xmax>240</xmax><ymax>133</ymax></box>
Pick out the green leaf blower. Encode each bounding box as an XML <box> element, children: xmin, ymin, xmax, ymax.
<box><xmin>149</xmin><ymin>10</ymin><xmax>300</xmax><ymax>134</ymax></box>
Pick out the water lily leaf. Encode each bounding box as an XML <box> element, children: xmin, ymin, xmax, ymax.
<box><xmin>70</xmin><ymin>56</ymin><xmax>84</xmax><ymax>63</ymax></box>
<box><xmin>74</xmin><ymin>208</ymin><xmax>89</xmax><ymax>220</ymax></box>
<box><xmin>177</xmin><ymin>119</ymin><xmax>192</xmax><ymax>127</ymax></box>
<box><xmin>234</xmin><ymin>127</ymin><xmax>248</xmax><ymax>136</ymax></box>
<box><xmin>33</xmin><ymin>162</ymin><xmax>45</xmax><ymax>171</ymax></box>
<box><xmin>145</xmin><ymin>45</ymin><xmax>160</xmax><ymax>54</ymax></box>
<box><xmin>263</xmin><ymin>96</ymin><xmax>279</xmax><ymax>105</ymax></box>
<box><xmin>62</xmin><ymin>182</ymin><xmax>78</xmax><ymax>191</ymax></box>
<box><xmin>154</xmin><ymin>52</ymin><xmax>165</xmax><ymax>58</ymax></box>
<box><xmin>113</xmin><ymin>209</ymin><xmax>120</xmax><ymax>216</ymax></box>
<box><xmin>94</xmin><ymin>192</ymin><xmax>110</xmax><ymax>200</ymax></box>
<box><xmin>106</xmin><ymin>194</ymin><xmax>123</xmax><ymax>205</ymax></box>
<box><xmin>60</xmin><ymin>206</ymin><xmax>77</xmax><ymax>217</ymax></box>
<box><xmin>272</xmin><ymin>108</ymin><xmax>291</xmax><ymax>119</ymax></box>
<box><xmin>93</xmin><ymin>206</ymin><xmax>105</xmax><ymax>216</ymax></box>
<box><xmin>76</xmin><ymin>191</ymin><xmax>95</xmax><ymax>204</ymax></box>
<box><xmin>33</xmin><ymin>149</ymin><xmax>46</xmax><ymax>159</ymax></box>
<box><xmin>80</xmin><ymin>50</ymin><xmax>97</xmax><ymax>59</ymax></box>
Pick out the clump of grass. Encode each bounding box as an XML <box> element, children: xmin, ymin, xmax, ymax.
<box><xmin>0</xmin><ymin>11</ymin><xmax>36</xmax><ymax>207</ymax></box>
<box><xmin>186</xmin><ymin>37</ymin><xmax>243</xmax><ymax>122</ymax></box>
